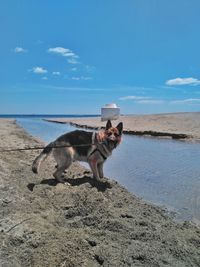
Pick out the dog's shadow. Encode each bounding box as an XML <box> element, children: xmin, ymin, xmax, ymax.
<box><xmin>27</xmin><ymin>175</ymin><xmax>111</xmax><ymax>192</ymax></box>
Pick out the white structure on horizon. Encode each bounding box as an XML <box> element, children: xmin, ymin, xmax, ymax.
<box><xmin>101</xmin><ymin>103</ymin><xmax>120</xmax><ymax>121</ymax></box>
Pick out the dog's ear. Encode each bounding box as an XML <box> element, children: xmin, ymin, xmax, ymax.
<box><xmin>116</xmin><ymin>122</ymin><xmax>123</xmax><ymax>135</ymax></box>
<box><xmin>106</xmin><ymin>120</ymin><xmax>112</xmax><ymax>130</ymax></box>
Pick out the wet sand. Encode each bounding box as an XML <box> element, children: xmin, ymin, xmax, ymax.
<box><xmin>0</xmin><ymin>119</ymin><xmax>200</xmax><ymax>266</ymax></box>
<box><xmin>45</xmin><ymin>112</ymin><xmax>200</xmax><ymax>141</ymax></box>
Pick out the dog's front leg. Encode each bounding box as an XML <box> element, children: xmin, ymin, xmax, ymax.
<box><xmin>89</xmin><ymin>159</ymin><xmax>100</xmax><ymax>180</ymax></box>
<box><xmin>98</xmin><ymin>162</ymin><xmax>104</xmax><ymax>179</ymax></box>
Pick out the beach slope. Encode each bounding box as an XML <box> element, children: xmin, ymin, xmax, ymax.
<box><xmin>0</xmin><ymin>119</ymin><xmax>200</xmax><ymax>267</ymax></box>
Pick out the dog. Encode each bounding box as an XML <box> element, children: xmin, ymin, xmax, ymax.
<box><xmin>32</xmin><ymin>120</ymin><xmax>123</xmax><ymax>182</ymax></box>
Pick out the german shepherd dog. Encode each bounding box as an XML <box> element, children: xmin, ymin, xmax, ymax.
<box><xmin>32</xmin><ymin>120</ymin><xmax>123</xmax><ymax>182</ymax></box>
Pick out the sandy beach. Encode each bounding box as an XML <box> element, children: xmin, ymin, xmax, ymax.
<box><xmin>0</xmin><ymin>119</ymin><xmax>200</xmax><ymax>266</ymax></box>
<box><xmin>45</xmin><ymin>112</ymin><xmax>200</xmax><ymax>141</ymax></box>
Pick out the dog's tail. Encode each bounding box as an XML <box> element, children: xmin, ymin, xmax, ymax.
<box><xmin>32</xmin><ymin>142</ymin><xmax>54</xmax><ymax>174</ymax></box>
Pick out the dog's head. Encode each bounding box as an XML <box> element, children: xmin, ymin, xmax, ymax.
<box><xmin>97</xmin><ymin>120</ymin><xmax>123</xmax><ymax>149</ymax></box>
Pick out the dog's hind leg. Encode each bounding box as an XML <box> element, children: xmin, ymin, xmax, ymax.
<box><xmin>55</xmin><ymin>164</ymin><xmax>67</xmax><ymax>173</ymax></box>
<box><xmin>53</xmin><ymin>149</ymin><xmax>72</xmax><ymax>183</ymax></box>
<box><xmin>53</xmin><ymin>159</ymin><xmax>72</xmax><ymax>183</ymax></box>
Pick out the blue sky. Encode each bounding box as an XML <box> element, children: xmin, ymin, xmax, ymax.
<box><xmin>1</xmin><ymin>0</ymin><xmax>200</xmax><ymax>114</ymax></box>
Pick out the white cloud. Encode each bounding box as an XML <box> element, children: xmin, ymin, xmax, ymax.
<box><xmin>14</xmin><ymin>47</ymin><xmax>27</xmax><ymax>53</ymax></box>
<box><xmin>166</xmin><ymin>77</ymin><xmax>200</xmax><ymax>86</ymax></box>
<box><xmin>81</xmin><ymin>76</ymin><xmax>92</xmax><ymax>80</ymax></box>
<box><xmin>48</xmin><ymin>47</ymin><xmax>79</xmax><ymax>64</ymax></box>
<box><xmin>71</xmin><ymin>76</ymin><xmax>92</xmax><ymax>81</ymax></box>
<box><xmin>48</xmin><ymin>47</ymin><xmax>75</xmax><ymax>57</ymax></box>
<box><xmin>171</xmin><ymin>98</ymin><xmax>200</xmax><ymax>105</ymax></box>
<box><xmin>119</xmin><ymin>95</ymin><xmax>164</xmax><ymax>104</ymax></box>
<box><xmin>119</xmin><ymin>95</ymin><xmax>151</xmax><ymax>101</ymax></box>
<box><xmin>67</xmin><ymin>58</ymin><xmax>79</xmax><ymax>64</ymax></box>
<box><xmin>137</xmin><ymin>100</ymin><xmax>164</xmax><ymax>104</ymax></box>
<box><xmin>71</xmin><ymin>67</ymin><xmax>77</xmax><ymax>71</ymax></box>
<box><xmin>43</xmin><ymin>85</ymin><xmax>104</xmax><ymax>91</ymax></box>
<box><xmin>42</xmin><ymin>76</ymin><xmax>48</xmax><ymax>80</ymax></box>
<box><xmin>72</xmin><ymin>77</ymin><xmax>80</xmax><ymax>80</ymax></box>
<box><xmin>52</xmin><ymin>71</ymin><xmax>60</xmax><ymax>75</ymax></box>
<box><xmin>31</xmin><ymin>67</ymin><xmax>48</xmax><ymax>74</ymax></box>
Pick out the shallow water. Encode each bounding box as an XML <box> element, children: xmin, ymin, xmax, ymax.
<box><xmin>17</xmin><ymin>118</ymin><xmax>200</xmax><ymax>221</ymax></box>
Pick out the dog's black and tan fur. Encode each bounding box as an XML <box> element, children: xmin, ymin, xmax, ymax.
<box><xmin>32</xmin><ymin>120</ymin><xmax>123</xmax><ymax>182</ymax></box>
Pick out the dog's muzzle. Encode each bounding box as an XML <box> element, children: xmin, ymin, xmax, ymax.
<box><xmin>108</xmin><ymin>139</ymin><xmax>118</xmax><ymax>149</ymax></box>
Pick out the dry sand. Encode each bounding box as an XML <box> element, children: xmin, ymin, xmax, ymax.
<box><xmin>46</xmin><ymin>112</ymin><xmax>200</xmax><ymax>141</ymax></box>
<box><xmin>0</xmin><ymin>119</ymin><xmax>200</xmax><ymax>266</ymax></box>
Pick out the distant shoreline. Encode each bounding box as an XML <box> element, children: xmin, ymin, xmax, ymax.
<box><xmin>44</xmin><ymin>112</ymin><xmax>200</xmax><ymax>142</ymax></box>
<box><xmin>0</xmin><ymin>114</ymin><xmax>100</xmax><ymax>118</ymax></box>
<box><xmin>0</xmin><ymin>111</ymin><xmax>199</xmax><ymax>118</ymax></box>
